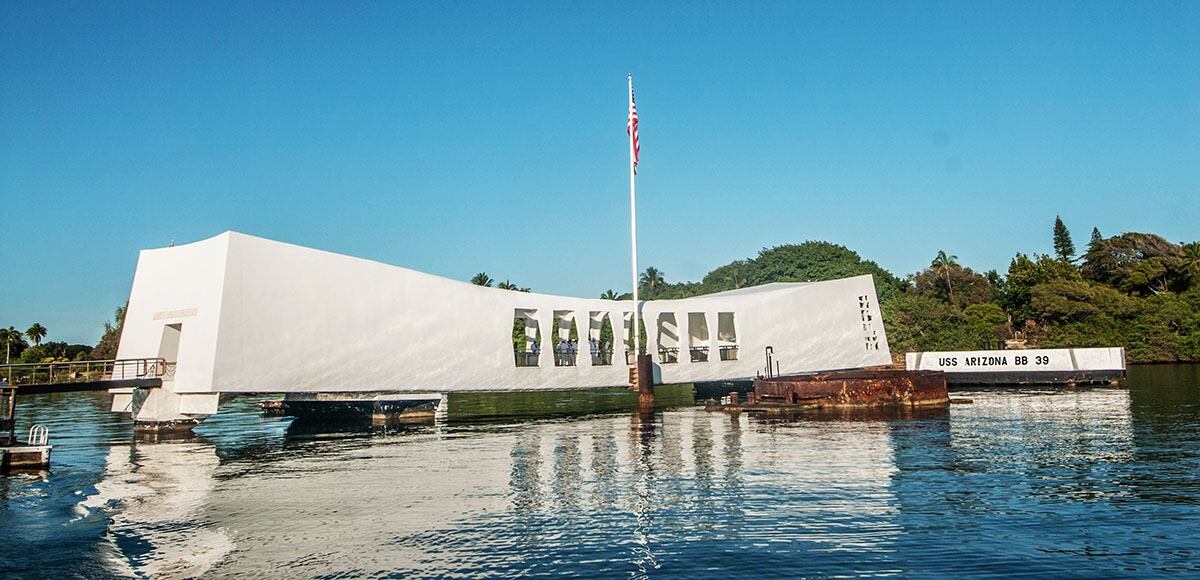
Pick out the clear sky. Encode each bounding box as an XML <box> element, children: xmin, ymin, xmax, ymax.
<box><xmin>2</xmin><ymin>1</ymin><xmax>1197</xmax><ymax>344</ymax></box>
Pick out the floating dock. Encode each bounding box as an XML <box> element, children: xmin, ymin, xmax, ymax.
<box><xmin>1</xmin><ymin>425</ymin><xmax>52</xmax><ymax>472</ymax></box>
<box><xmin>905</xmin><ymin>347</ymin><xmax>1125</xmax><ymax>385</ymax></box>
<box><xmin>707</xmin><ymin>369</ymin><xmax>949</xmax><ymax>413</ymax></box>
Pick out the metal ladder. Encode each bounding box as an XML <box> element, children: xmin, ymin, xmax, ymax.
<box><xmin>28</xmin><ymin>424</ymin><xmax>49</xmax><ymax>446</ymax></box>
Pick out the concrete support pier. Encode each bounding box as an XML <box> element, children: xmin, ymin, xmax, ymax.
<box><xmin>117</xmin><ymin>387</ymin><xmax>218</xmax><ymax>434</ymax></box>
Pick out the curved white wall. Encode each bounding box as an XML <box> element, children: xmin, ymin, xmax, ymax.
<box><xmin>116</xmin><ymin>232</ymin><xmax>892</xmax><ymax>395</ymax></box>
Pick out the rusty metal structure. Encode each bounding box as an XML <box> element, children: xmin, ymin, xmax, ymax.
<box><xmin>756</xmin><ymin>370</ymin><xmax>949</xmax><ymax>408</ymax></box>
<box><xmin>709</xmin><ymin>370</ymin><xmax>949</xmax><ymax>413</ymax></box>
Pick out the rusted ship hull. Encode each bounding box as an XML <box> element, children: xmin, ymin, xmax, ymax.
<box><xmin>710</xmin><ymin>370</ymin><xmax>949</xmax><ymax>412</ymax></box>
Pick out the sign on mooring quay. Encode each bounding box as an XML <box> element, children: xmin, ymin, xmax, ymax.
<box><xmin>905</xmin><ymin>347</ymin><xmax>1126</xmax><ymax>385</ymax></box>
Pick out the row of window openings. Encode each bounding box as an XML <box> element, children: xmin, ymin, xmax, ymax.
<box><xmin>513</xmin><ymin>310</ymin><xmax>739</xmax><ymax>368</ymax></box>
<box><xmin>858</xmin><ymin>294</ymin><xmax>881</xmax><ymax>351</ymax></box>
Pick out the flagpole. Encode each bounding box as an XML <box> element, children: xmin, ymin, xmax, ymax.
<box><xmin>627</xmin><ymin>73</ymin><xmax>641</xmax><ymax>359</ymax></box>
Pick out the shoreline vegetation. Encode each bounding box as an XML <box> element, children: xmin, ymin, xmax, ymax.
<box><xmin>3</xmin><ymin>218</ymin><xmax>1197</xmax><ymax>367</ymax></box>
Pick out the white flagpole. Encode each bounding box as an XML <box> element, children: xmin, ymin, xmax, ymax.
<box><xmin>627</xmin><ymin>73</ymin><xmax>641</xmax><ymax>359</ymax></box>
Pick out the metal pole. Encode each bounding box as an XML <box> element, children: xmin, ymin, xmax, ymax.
<box><xmin>628</xmin><ymin>73</ymin><xmax>640</xmax><ymax>358</ymax></box>
<box><xmin>5</xmin><ymin>387</ymin><xmax>15</xmax><ymax>443</ymax></box>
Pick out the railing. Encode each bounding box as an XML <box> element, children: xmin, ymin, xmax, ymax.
<box><xmin>554</xmin><ymin>350</ymin><xmax>578</xmax><ymax>367</ymax></box>
<box><xmin>514</xmin><ymin>351</ymin><xmax>540</xmax><ymax>367</ymax></box>
<box><xmin>720</xmin><ymin>345</ymin><xmax>739</xmax><ymax>361</ymax></box>
<box><xmin>690</xmin><ymin>346</ymin><xmax>710</xmax><ymax>362</ymax></box>
<box><xmin>659</xmin><ymin>347</ymin><xmax>679</xmax><ymax>364</ymax></box>
<box><xmin>0</xmin><ymin>358</ymin><xmax>172</xmax><ymax>387</ymax></box>
<box><xmin>591</xmin><ymin>349</ymin><xmax>614</xmax><ymax>366</ymax></box>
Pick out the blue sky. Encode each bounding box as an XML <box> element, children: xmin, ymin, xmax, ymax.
<box><xmin>2</xmin><ymin>1</ymin><xmax>1197</xmax><ymax>344</ymax></box>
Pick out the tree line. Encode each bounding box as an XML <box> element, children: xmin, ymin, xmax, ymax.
<box><xmin>612</xmin><ymin>218</ymin><xmax>1199</xmax><ymax>363</ymax></box>
<box><xmin>1</xmin><ymin>305</ymin><xmax>125</xmax><ymax>365</ymax></box>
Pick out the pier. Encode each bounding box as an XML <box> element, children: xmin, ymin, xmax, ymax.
<box><xmin>1</xmin><ymin>358</ymin><xmax>168</xmax><ymax>471</ymax></box>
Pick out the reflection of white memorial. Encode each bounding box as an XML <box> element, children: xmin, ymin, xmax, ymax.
<box><xmin>76</xmin><ymin>442</ymin><xmax>233</xmax><ymax>577</ymax></box>
<box><xmin>112</xmin><ymin>232</ymin><xmax>891</xmax><ymax>426</ymax></box>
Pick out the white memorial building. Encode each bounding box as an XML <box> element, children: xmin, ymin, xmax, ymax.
<box><xmin>112</xmin><ymin>232</ymin><xmax>892</xmax><ymax>426</ymax></box>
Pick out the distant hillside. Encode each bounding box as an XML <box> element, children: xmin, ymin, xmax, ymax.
<box><xmin>620</xmin><ymin>224</ymin><xmax>1200</xmax><ymax>363</ymax></box>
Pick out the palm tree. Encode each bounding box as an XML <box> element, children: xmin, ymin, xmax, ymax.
<box><xmin>470</xmin><ymin>272</ymin><xmax>494</xmax><ymax>287</ymax></box>
<box><xmin>600</xmin><ymin>289</ymin><xmax>619</xmax><ymax>300</ymax></box>
<box><xmin>26</xmin><ymin>323</ymin><xmax>46</xmax><ymax>346</ymax></box>
<box><xmin>1</xmin><ymin>327</ymin><xmax>24</xmax><ymax>365</ymax></box>
<box><xmin>1181</xmin><ymin>242</ymin><xmax>1200</xmax><ymax>284</ymax></box>
<box><xmin>638</xmin><ymin>267</ymin><xmax>666</xmax><ymax>297</ymax></box>
<box><xmin>497</xmin><ymin>280</ymin><xmax>519</xmax><ymax>290</ymax></box>
<box><xmin>932</xmin><ymin>250</ymin><xmax>959</xmax><ymax>307</ymax></box>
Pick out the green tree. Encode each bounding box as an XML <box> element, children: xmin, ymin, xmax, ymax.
<box><xmin>1</xmin><ymin>327</ymin><xmax>26</xmax><ymax>365</ymax></box>
<box><xmin>985</xmin><ymin>269</ymin><xmax>1008</xmax><ymax>306</ymax></box>
<box><xmin>25</xmin><ymin>323</ymin><xmax>47</xmax><ymax>346</ymax></box>
<box><xmin>600</xmin><ymin>289</ymin><xmax>620</xmax><ymax>300</ymax></box>
<box><xmin>735</xmin><ymin>242</ymin><xmax>906</xmax><ymax>302</ymax></box>
<box><xmin>964</xmin><ymin>302</ymin><xmax>1009</xmax><ymax>345</ymax></box>
<box><xmin>1006</xmin><ymin>253</ymin><xmax>1080</xmax><ymax>323</ymax></box>
<box><xmin>702</xmin><ymin>259</ymin><xmax>753</xmax><ymax>290</ymax></box>
<box><xmin>1081</xmin><ymin>232</ymin><xmax>1184</xmax><ymax>295</ymax></box>
<box><xmin>470</xmin><ymin>272</ymin><xmax>494</xmax><ymax>287</ymax></box>
<box><xmin>91</xmin><ymin>303</ymin><xmax>127</xmax><ymax>360</ymax></box>
<box><xmin>639</xmin><ymin>267</ymin><xmax>666</xmax><ymax>297</ymax></box>
<box><xmin>1053</xmin><ymin>216</ymin><xmax>1076</xmax><ymax>262</ymax></box>
<box><xmin>1031</xmin><ymin>279</ymin><xmax>1133</xmax><ymax>352</ymax></box>
<box><xmin>911</xmin><ymin>254</ymin><xmax>992</xmax><ymax>310</ymax></box>
<box><xmin>932</xmin><ymin>250</ymin><xmax>959</xmax><ymax>307</ymax></box>
<box><xmin>881</xmin><ymin>294</ymin><xmax>980</xmax><ymax>352</ymax></box>
<box><xmin>1180</xmin><ymin>242</ymin><xmax>1200</xmax><ymax>287</ymax></box>
<box><xmin>1088</xmin><ymin>227</ymin><xmax>1103</xmax><ymax>254</ymax></box>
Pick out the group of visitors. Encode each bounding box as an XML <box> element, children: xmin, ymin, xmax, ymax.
<box><xmin>519</xmin><ymin>337</ymin><xmax>613</xmax><ymax>366</ymax></box>
<box><xmin>554</xmin><ymin>338</ymin><xmax>580</xmax><ymax>366</ymax></box>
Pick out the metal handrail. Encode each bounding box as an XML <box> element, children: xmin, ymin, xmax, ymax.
<box><xmin>0</xmin><ymin>358</ymin><xmax>171</xmax><ymax>386</ymax></box>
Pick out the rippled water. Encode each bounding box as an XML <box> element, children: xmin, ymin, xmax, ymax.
<box><xmin>3</xmin><ymin>365</ymin><xmax>1199</xmax><ymax>578</ymax></box>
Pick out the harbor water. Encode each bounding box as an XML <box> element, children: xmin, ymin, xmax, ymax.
<box><xmin>2</xmin><ymin>365</ymin><xmax>1198</xmax><ymax>578</ymax></box>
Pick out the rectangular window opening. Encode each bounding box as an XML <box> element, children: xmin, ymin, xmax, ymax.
<box><xmin>688</xmin><ymin>312</ymin><xmax>710</xmax><ymax>362</ymax></box>
<box><xmin>513</xmin><ymin>309</ymin><xmax>540</xmax><ymax>367</ymax></box>
<box><xmin>552</xmin><ymin>311</ymin><xmax>579</xmax><ymax>367</ymax></box>
<box><xmin>717</xmin><ymin>312</ymin><xmax>738</xmax><ymax>361</ymax></box>
<box><xmin>589</xmin><ymin>312</ymin><xmax>614</xmax><ymax>366</ymax></box>
<box><xmin>657</xmin><ymin>312</ymin><xmax>679</xmax><ymax>364</ymax></box>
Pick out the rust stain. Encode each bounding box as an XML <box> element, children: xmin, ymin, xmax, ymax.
<box><xmin>711</xmin><ymin>370</ymin><xmax>949</xmax><ymax>413</ymax></box>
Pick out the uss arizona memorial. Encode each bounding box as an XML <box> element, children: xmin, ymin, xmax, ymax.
<box><xmin>112</xmin><ymin>232</ymin><xmax>892</xmax><ymax>426</ymax></box>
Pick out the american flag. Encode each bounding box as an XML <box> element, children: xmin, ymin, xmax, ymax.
<box><xmin>627</xmin><ymin>88</ymin><xmax>640</xmax><ymax>173</ymax></box>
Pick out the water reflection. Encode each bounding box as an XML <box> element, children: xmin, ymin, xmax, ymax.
<box><xmin>77</xmin><ymin>439</ymin><xmax>233</xmax><ymax>578</ymax></box>
<box><xmin>5</xmin><ymin>370</ymin><xmax>1200</xmax><ymax>577</ymax></box>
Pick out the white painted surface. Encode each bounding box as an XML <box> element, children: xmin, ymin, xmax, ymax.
<box><xmin>905</xmin><ymin>347</ymin><xmax>1126</xmax><ymax>373</ymax></box>
<box><xmin>115</xmin><ymin>232</ymin><xmax>892</xmax><ymax>418</ymax></box>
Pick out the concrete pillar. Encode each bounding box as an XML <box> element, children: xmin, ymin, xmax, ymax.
<box><xmin>677</xmin><ymin>311</ymin><xmax>690</xmax><ymax>366</ymax></box>
<box><xmin>575</xmin><ymin>310</ymin><xmax>590</xmax><ymax>368</ymax></box>
<box><xmin>128</xmin><ymin>387</ymin><xmax>218</xmax><ymax>433</ymax></box>
<box><xmin>707</xmin><ymin>311</ymin><xmax>720</xmax><ymax>361</ymax></box>
<box><xmin>537</xmin><ymin>309</ymin><xmax>553</xmax><ymax>367</ymax></box>
<box><xmin>644</xmin><ymin>305</ymin><xmax>658</xmax><ymax>361</ymax></box>
<box><xmin>614</xmin><ymin>311</ymin><xmax>628</xmax><ymax>367</ymax></box>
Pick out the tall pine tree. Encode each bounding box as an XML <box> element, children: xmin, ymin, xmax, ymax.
<box><xmin>1053</xmin><ymin>215</ymin><xmax>1076</xmax><ymax>262</ymax></box>
<box><xmin>1088</xmin><ymin>227</ymin><xmax>1103</xmax><ymax>253</ymax></box>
